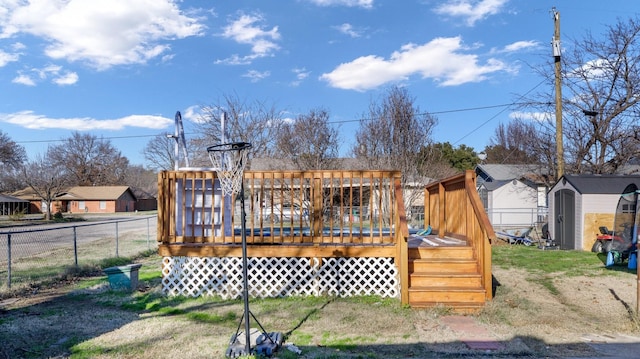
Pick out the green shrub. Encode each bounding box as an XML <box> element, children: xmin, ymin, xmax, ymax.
<box><xmin>8</xmin><ymin>208</ymin><xmax>27</xmax><ymax>221</ymax></box>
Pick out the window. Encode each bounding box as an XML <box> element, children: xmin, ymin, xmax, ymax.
<box><xmin>99</xmin><ymin>201</ymin><xmax>107</xmax><ymax>210</ymax></box>
<box><xmin>478</xmin><ymin>187</ymin><xmax>488</xmax><ymax>210</ymax></box>
<box><xmin>78</xmin><ymin>201</ymin><xmax>85</xmax><ymax>210</ymax></box>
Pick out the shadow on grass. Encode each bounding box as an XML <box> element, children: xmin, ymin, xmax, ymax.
<box><xmin>3</xmin><ymin>284</ymin><xmax>640</xmax><ymax>359</ymax></box>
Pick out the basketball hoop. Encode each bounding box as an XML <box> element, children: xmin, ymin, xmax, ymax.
<box><xmin>206</xmin><ymin>142</ymin><xmax>252</xmax><ymax>196</ymax></box>
<box><xmin>206</xmin><ymin>141</ymin><xmax>283</xmax><ymax>357</ymax></box>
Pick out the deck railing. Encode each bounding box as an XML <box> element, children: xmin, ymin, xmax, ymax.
<box><xmin>424</xmin><ymin>170</ymin><xmax>496</xmax><ymax>300</ymax></box>
<box><xmin>157</xmin><ymin>170</ymin><xmax>408</xmax><ymax>259</ymax></box>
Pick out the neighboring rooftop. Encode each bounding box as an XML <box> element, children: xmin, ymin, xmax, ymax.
<box><xmin>475</xmin><ymin>164</ymin><xmax>545</xmax><ymax>182</ymax></box>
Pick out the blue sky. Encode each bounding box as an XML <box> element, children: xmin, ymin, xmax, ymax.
<box><xmin>1</xmin><ymin>0</ymin><xmax>638</xmax><ymax>167</ymax></box>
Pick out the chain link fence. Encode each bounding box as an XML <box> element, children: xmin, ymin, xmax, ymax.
<box><xmin>0</xmin><ymin>216</ymin><xmax>157</xmax><ymax>294</ymax></box>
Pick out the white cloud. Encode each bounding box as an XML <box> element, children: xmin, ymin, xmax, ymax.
<box><xmin>434</xmin><ymin>0</ymin><xmax>509</xmax><ymax>26</ymax></box>
<box><xmin>334</xmin><ymin>23</ymin><xmax>362</xmax><ymax>38</ymax></box>
<box><xmin>53</xmin><ymin>71</ymin><xmax>79</xmax><ymax>85</ymax></box>
<box><xmin>0</xmin><ymin>42</ymin><xmax>24</xmax><ymax>67</ymax></box>
<box><xmin>291</xmin><ymin>67</ymin><xmax>311</xmax><ymax>86</ymax></box>
<box><xmin>0</xmin><ymin>49</ymin><xmax>19</xmax><ymax>67</ymax></box>
<box><xmin>308</xmin><ymin>0</ymin><xmax>374</xmax><ymax>8</ymax></box>
<box><xmin>570</xmin><ymin>58</ymin><xmax>609</xmax><ymax>79</ymax></box>
<box><xmin>12</xmin><ymin>65</ymin><xmax>78</xmax><ymax>86</ymax></box>
<box><xmin>0</xmin><ymin>0</ymin><xmax>205</xmax><ymax>70</ymax></box>
<box><xmin>501</xmin><ymin>40</ymin><xmax>539</xmax><ymax>53</ymax></box>
<box><xmin>181</xmin><ymin>105</ymin><xmax>204</xmax><ymax>124</ymax></box>
<box><xmin>242</xmin><ymin>69</ymin><xmax>270</xmax><ymax>82</ymax></box>
<box><xmin>12</xmin><ymin>73</ymin><xmax>34</xmax><ymax>86</ymax></box>
<box><xmin>2</xmin><ymin>111</ymin><xmax>173</xmax><ymax>130</ymax></box>
<box><xmin>509</xmin><ymin>111</ymin><xmax>550</xmax><ymax>122</ymax></box>
<box><xmin>216</xmin><ymin>13</ymin><xmax>280</xmax><ymax>65</ymax></box>
<box><xmin>11</xmin><ymin>42</ymin><xmax>26</xmax><ymax>51</ymax></box>
<box><xmin>320</xmin><ymin>36</ymin><xmax>510</xmax><ymax>91</ymax></box>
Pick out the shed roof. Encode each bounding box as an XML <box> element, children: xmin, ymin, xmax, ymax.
<box><xmin>560</xmin><ymin>174</ymin><xmax>640</xmax><ymax>195</ymax></box>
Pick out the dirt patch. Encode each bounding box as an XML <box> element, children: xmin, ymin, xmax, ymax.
<box><xmin>1</xmin><ymin>259</ymin><xmax>640</xmax><ymax>358</ymax></box>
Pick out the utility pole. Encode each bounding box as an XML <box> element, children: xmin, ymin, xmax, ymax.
<box><xmin>552</xmin><ymin>7</ymin><xmax>564</xmax><ymax>179</ymax></box>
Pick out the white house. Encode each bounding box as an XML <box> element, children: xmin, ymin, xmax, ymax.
<box><xmin>475</xmin><ymin>164</ymin><xmax>549</xmax><ymax>230</ymax></box>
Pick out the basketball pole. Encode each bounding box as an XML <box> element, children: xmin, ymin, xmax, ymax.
<box><xmin>209</xmin><ymin>142</ymin><xmax>282</xmax><ymax>357</ymax></box>
<box><xmin>239</xmin><ymin>180</ymin><xmax>251</xmax><ymax>354</ymax></box>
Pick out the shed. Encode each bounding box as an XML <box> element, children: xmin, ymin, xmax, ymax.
<box><xmin>548</xmin><ymin>174</ymin><xmax>640</xmax><ymax>250</ymax></box>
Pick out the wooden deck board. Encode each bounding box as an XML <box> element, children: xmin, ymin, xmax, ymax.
<box><xmin>408</xmin><ymin>234</ymin><xmax>468</xmax><ymax>248</ymax></box>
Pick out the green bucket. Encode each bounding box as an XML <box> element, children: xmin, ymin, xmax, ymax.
<box><xmin>104</xmin><ymin>264</ymin><xmax>142</xmax><ymax>291</ymax></box>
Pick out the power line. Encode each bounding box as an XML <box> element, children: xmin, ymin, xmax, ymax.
<box><xmin>14</xmin><ymin>100</ymin><xmax>545</xmax><ymax>146</ymax></box>
<box><xmin>452</xmin><ymin>79</ymin><xmax>548</xmax><ymax>145</ymax></box>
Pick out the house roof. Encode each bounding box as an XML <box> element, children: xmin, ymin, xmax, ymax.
<box><xmin>13</xmin><ymin>186</ymin><xmax>136</xmax><ymax>201</ymax></box>
<box><xmin>61</xmin><ymin>186</ymin><xmax>136</xmax><ymax>201</ymax></box>
<box><xmin>475</xmin><ymin>164</ymin><xmax>545</xmax><ymax>182</ymax></box>
<box><xmin>479</xmin><ymin>179</ymin><xmax>512</xmax><ymax>191</ymax></box>
<box><xmin>558</xmin><ymin>174</ymin><xmax>640</xmax><ymax>195</ymax></box>
<box><xmin>0</xmin><ymin>193</ymin><xmax>29</xmax><ymax>203</ymax></box>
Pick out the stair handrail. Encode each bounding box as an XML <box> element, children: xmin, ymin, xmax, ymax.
<box><xmin>424</xmin><ymin>170</ymin><xmax>496</xmax><ymax>301</ymax></box>
<box><xmin>464</xmin><ymin>170</ymin><xmax>496</xmax><ymax>299</ymax></box>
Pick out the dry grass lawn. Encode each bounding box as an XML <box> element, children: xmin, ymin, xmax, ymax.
<box><xmin>1</xmin><ymin>246</ymin><xmax>640</xmax><ymax>358</ymax></box>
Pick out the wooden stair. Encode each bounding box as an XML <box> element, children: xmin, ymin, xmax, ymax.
<box><xmin>408</xmin><ymin>243</ymin><xmax>486</xmax><ymax>313</ymax></box>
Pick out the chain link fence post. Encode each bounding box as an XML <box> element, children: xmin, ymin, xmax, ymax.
<box><xmin>73</xmin><ymin>226</ymin><xmax>78</xmax><ymax>268</ymax></box>
<box><xmin>115</xmin><ymin>221</ymin><xmax>119</xmax><ymax>258</ymax></box>
<box><xmin>7</xmin><ymin>233</ymin><xmax>11</xmax><ymax>289</ymax></box>
<box><xmin>147</xmin><ymin>217</ymin><xmax>150</xmax><ymax>250</ymax></box>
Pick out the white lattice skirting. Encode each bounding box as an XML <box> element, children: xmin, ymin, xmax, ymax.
<box><xmin>162</xmin><ymin>256</ymin><xmax>399</xmax><ymax>299</ymax></box>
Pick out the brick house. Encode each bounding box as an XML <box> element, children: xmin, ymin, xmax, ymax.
<box><xmin>13</xmin><ymin>186</ymin><xmax>138</xmax><ymax>214</ymax></box>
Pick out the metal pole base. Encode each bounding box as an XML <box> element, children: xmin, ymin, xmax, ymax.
<box><xmin>225</xmin><ymin>328</ymin><xmax>283</xmax><ymax>358</ymax></box>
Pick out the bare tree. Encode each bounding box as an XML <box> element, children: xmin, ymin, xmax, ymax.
<box><xmin>22</xmin><ymin>153</ymin><xmax>69</xmax><ymax>220</ymax></box>
<box><xmin>522</xmin><ymin>16</ymin><xmax>640</xmax><ymax>178</ymax></box>
<box><xmin>48</xmin><ymin>132</ymin><xmax>130</xmax><ymax>186</ymax></box>
<box><xmin>142</xmin><ymin>132</ymin><xmax>176</xmax><ymax>171</ymax></box>
<box><xmin>124</xmin><ymin>164</ymin><xmax>158</xmax><ymax>198</ymax></box>
<box><xmin>0</xmin><ymin>130</ymin><xmax>27</xmax><ymax>193</ymax></box>
<box><xmin>0</xmin><ymin>130</ymin><xmax>26</xmax><ymax>168</ymax></box>
<box><xmin>484</xmin><ymin>119</ymin><xmax>541</xmax><ymax>164</ymax></box>
<box><xmin>353</xmin><ymin>86</ymin><xmax>438</xmax><ymax>214</ymax></box>
<box><xmin>190</xmin><ymin>93</ymin><xmax>285</xmax><ymax>167</ymax></box>
<box><xmin>275</xmin><ymin>108</ymin><xmax>341</xmax><ymax>170</ymax></box>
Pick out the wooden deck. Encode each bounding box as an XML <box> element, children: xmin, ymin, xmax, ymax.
<box><xmin>157</xmin><ymin>169</ymin><xmax>495</xmax><ymax>312</ymax></box>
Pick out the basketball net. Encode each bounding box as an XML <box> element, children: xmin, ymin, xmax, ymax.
<box><xmin>207</xmin><ymin>142</ymin><xmax>251</xmax><ymax>196</ymax></box>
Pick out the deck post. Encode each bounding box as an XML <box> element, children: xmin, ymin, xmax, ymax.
<box><xmin>438</xmin><ymin>182</ymin><xmax>446</xmax><ymax>236</ymax></box>
<box><xmin>394</xmin><ymin>178</ymin><xmax>409</xmax><ymax>305</ymax></box>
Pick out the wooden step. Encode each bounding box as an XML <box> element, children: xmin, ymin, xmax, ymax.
<box><xmin>409</xmin><ymin>258</ymin><xmax>478</xmax><ymax>273</ymax></box>
<box><xmin>408</xmin><ymin>273</ymin><xmax>482</xmax><ymax>287</ymax></box>
<box><xmin>408</xmin><ymin>286</ymin><xmax>486</xmax><ymax>304</ymax></box>
<box><xmin>408</xmin><ymin>301</ymin><xmax>485</xmax><ymax>314</ymax></box>
<box><xmin>409</xmin><ymin>246</ymin><xmax>474</xmax><ymax>260</ymax></box>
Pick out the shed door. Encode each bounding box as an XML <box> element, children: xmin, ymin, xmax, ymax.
<box><xmin>554</xmin><ymin>189</ymin><xmax>575</xmax><ymax>250</ymax></box>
